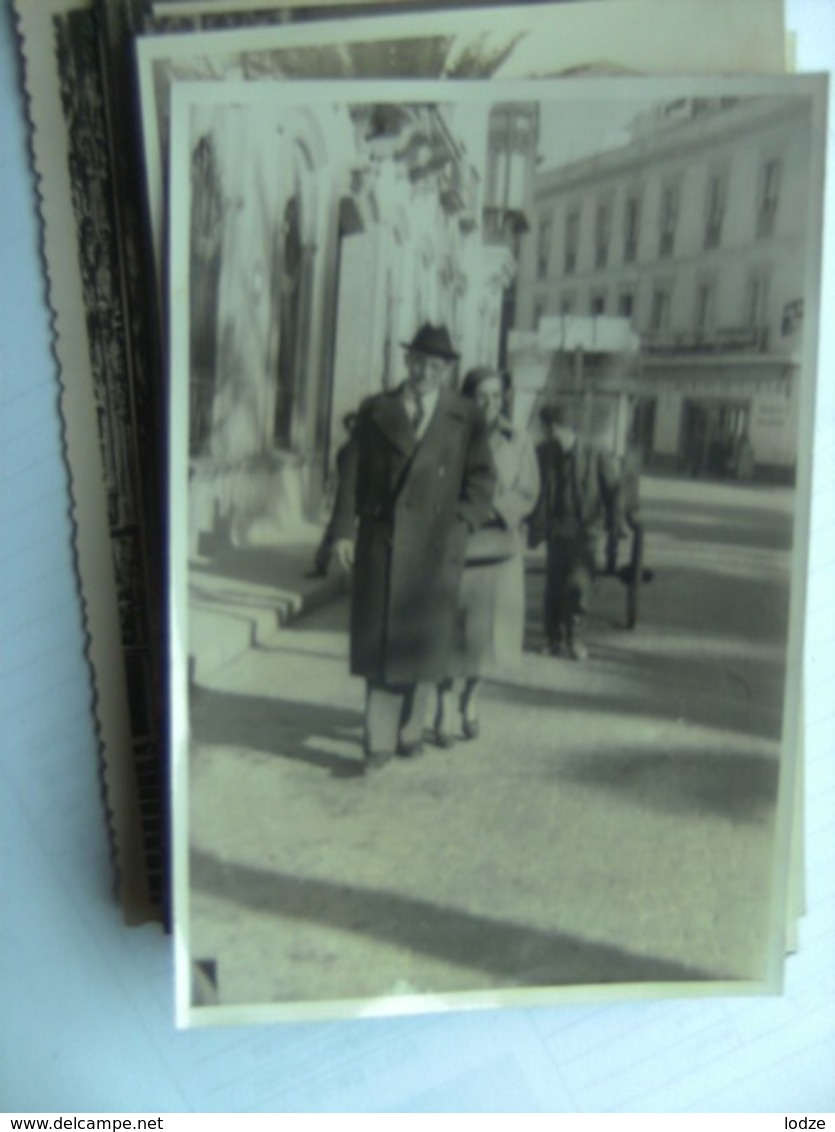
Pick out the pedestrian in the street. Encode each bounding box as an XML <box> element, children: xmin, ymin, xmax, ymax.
<box><xmin>528</xmin><ymin>404</ymin><xmax>620</xmax><ymax>660</ymax></box>
<box><xmin>329</xmin><ymin>323</ymin><xmax>496</xmax><ymax>770</ymax></box>
<box><xmin>308</xmin><ymin>411</ymin><xmax>358</xmax><ymax>578</ymax></box>
<box><xmin>434</xmin><ymin>367</ymin><xmax>540</xmax><ymax>745</ymax></box>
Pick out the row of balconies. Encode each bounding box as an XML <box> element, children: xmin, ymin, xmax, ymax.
<box><xmin>641</xmin><ymin>325</ymin><xmax>770</xmax><ymax>354</ymax></box>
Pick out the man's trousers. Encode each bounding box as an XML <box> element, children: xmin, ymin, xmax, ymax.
<box><xmin>544</xmin><ymin>532</ymin><xmax>595</xmax><ymax>647</ymax></box>
<box><xmin>364</xmin><ymin>681</ymin><xmax>431</xmax><ymax>755</ymax></box>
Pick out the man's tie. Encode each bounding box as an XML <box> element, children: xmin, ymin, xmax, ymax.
<box><xmin>411</xmin><ymin>393</ymin><xmax>425</xmax><ymax>436</ymax></box>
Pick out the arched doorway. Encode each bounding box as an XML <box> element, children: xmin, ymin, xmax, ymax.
<box><xmin>269</xmin><ymin>139</ymin><xmax>318</xmax><ymax>454</ymax></box>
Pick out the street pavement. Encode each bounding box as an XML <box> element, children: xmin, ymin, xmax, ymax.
<box><xmin>186</xmin><ymin>474</ymin><xmax>797</xmax><ymax>1012</ymax></box>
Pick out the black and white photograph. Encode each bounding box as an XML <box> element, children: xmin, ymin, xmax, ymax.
<box><xmin>10</xmin><ymin>0</ymin><xmax>789</xmax><ymax>932</ymax></box>
<box><xmin>137</xmin><ymin>0</ymin><xmax>787</xmax><ymax>286</ymax></box>
<box><xmin>168</xmin><ymin>76</ymin><xmax>824</xmax><ymax>1024</ymax></box>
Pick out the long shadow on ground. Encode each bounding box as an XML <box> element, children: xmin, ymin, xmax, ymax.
<box><xmin>551</xmin><ymin>745</ymin><xmax>780</xmax><ymax>824</ymax></box>
<box><xmin>190</xmin><ymin>847</ymin><xmax>737</xmax><ymax>994</ymax></box>
<box><xmin>486</xmin><ymin>653</ymin><xmax>784</xmax><ymax>744</ymax></box>
<box><xmin>191</xmin><ymin>686</ymin><xmax>363</xmax><ymax>774</ymax></box>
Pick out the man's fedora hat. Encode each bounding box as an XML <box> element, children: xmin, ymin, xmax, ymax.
<box><xmin>402</xmin><ymin>322</ymin><xmax>460</xmax><ymax>361</ymax></box>
<box><xmin>539</xmin><ymin>402</ymin><xmax>568</xmax><ymax>426</ymax></box>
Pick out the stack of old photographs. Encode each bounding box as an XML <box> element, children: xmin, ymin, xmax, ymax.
<box><xmin>12</xmin><ymin>0</ymin><xmax>826</xmax><ymax>1024</ymax></box>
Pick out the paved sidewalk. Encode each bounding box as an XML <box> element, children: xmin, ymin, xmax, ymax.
<box><xmin>185</xmin><ymin>475</ymin><xmax>798</xmax><ymax>1010</ymax></box>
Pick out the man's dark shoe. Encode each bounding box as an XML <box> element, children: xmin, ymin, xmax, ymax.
<box><xmin>396</xmin><ymin>738</ymin><xmax>426</xmax><ymax>759</ymax></box>
<box><xmin>364</xmin><ymin>749</ymin><xmax>394</xmax><ymax>771</ymax></box>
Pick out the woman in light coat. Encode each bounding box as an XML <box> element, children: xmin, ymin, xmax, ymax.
<box><xmin>435</xmin><ymin>368</ymin><xmax>540</xmax><ymax>745</ymax></box>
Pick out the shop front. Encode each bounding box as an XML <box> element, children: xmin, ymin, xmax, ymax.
<box><xmin>641</xmin><ymin>356</ymin><xmax>798</xmax><ymax>483</ymax></box>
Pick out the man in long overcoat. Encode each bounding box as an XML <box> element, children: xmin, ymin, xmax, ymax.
<box><xmin>330</xmin><ymin>323</ymin><xmax>496</xmax><ymax>770</ymax></box>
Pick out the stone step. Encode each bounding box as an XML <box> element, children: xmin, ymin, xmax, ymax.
<box><xmin>187</xmin><ymin>542</ymin><xmax>348</xmax><ymax>684</ymax></box>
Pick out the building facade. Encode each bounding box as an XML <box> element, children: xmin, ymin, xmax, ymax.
<box><xmin>186</xmin><ymin>98</ymin><xmax>532</xmax><ymax>555</ymax></box>
<box><xmin>515</xmin><ymin>96</ymin><xmax>814</xmax><ymax>480</ymax></box>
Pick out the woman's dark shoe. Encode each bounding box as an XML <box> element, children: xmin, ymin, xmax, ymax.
<box><xmin>461</xmin><ymin>717</ymin><xmax>480</xmax><ymax>741</ymax></box>
<box><xmin>459</xmin><ymin>680</ymin><xmax>480</xmax><ymax>741</ymax></box>
<box><xmin>433</xmin><ymin>694</ymin><xmax>457</xmax><ymax>748</ymax></box>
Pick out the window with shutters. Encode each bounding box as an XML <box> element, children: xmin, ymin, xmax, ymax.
<box><xmin>756</xmin><ymin>157</ymin><xmax>782</xmax><ymax>238</ymax></box>
<box><xmin>623</xmin><ymin>192</ymin><xmax>641</xmax><ymax>263</ymax></box>
<box><xmin>658</xmin><ymin>179</ymin><xmax>681</xmax><ymax>258</ymax></box>
<box><xmin>564</xmin><ymin>207</ymin><xmax>580</xmax><ymax>274</ymax></box>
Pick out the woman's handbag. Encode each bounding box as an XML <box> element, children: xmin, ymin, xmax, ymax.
<box><xmin>465</xmin><ymin>518</ymin><xmax>516</xmax><ymax>565</ymax></box>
